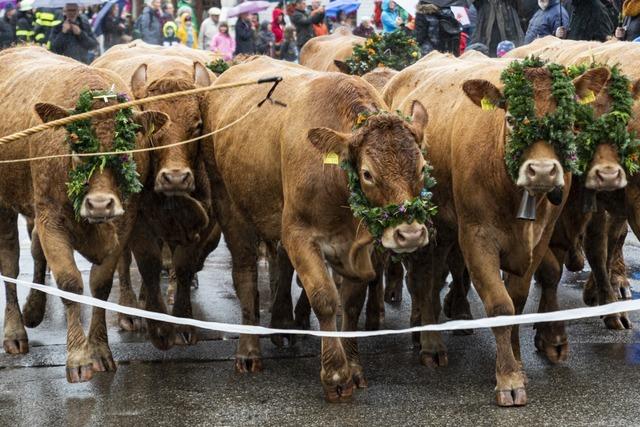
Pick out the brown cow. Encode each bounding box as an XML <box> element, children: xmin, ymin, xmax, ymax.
<box><xmin>361</xmin><ymin>67</ymin><xmax>399</xmax><ymax>94</ymax></box>
<box><xmin>203</xmin><ymin>57</ymin><xmax>430</xmax><ymax>401</ymax></box>
<box><xmin>0</xmin><ymin>47</ymin><xmax>167</xmax><ymax>382</ymax></box>
<box><xmin>387</xmin><ymin>54</ymin><xmax>608</xmax><ymax>406</ymax></box>
<box><xmin>299</xmin><ymin>27</ymin><xmax>365</xmax><ymax>72</ymax></box>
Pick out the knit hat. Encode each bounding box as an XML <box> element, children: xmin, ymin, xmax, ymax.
<box><xmin>4</xmin><ymin>2</ymin><xmax>15</xmax><ymax>12</ymax></box>
<box><xmin>208</xmin><ymin>7</ymin><xmax>220</xmax><ymax>15</ymax></box>
<box><xmin>496</xmin><ymin>40</ymin><xmax>515</xmax><ymax>57</ymax></box>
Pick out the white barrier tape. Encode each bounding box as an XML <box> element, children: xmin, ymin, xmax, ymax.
<box><xmin>3</xmin><ymin>273</ymin><xmax>639</xmax><ymax>338</ymax></box>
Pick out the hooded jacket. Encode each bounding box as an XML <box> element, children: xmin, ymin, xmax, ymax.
<box><xmin>176</xmin><ymin>13</ymin><xmax>198</xmax><ymax>48</ymax></box>
<box><xmin>272</xmin><ymin>7</ymin><xmax>284</xmax><ymax>43</ymax></box>
<box><xmin>381</xmin><ymin>0</ymin><xmax>399</xmax><ymax>33</ymax></box>
<box><xmin>524</xmin><ymin>0</ymin><xmax>569</xmax><ymax>44</ymax></box>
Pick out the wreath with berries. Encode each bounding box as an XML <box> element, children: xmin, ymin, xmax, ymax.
<box><xmin>500</xmin><ymin>57</ymin><xmax>579</xmax><ymax>181</ymax></box>
<box><xmin>65</xmin><ymin>89</ymin><xmax>142</xmax><ymax>220</ymax></box>
<box><xmin>344</xmin><ymin>30</ymin><xmax>421</xmax><ymax>76</ymax></box>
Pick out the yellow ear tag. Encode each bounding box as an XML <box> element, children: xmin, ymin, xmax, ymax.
<box><xmin>323</xmin><ymin>152</ymin><xmax>340</xmax><ymax>165</ymax></box>
<box><xmin>578</xmin><ymin>90</ymin><xmax>596</xmax><ymax>105</ymax></box>
<box><xmin>481</xmin><ymin>97</ymin><xmax>496</xmax><ymax>111</ymax></box>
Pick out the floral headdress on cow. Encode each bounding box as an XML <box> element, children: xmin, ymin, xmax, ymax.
<box><xmin>501</xmin><ymin>57</ymin><xmax>579</xmax><ymax>181</ymax></box>
<box><xmin>567</xmin><ymin>63</ymin><xmax>640</xmax><ymax>176</ymax></box>
<box><xmin>337</xmin><ymin>111</ymin><xmax>438</xmax><ymax>249</ymax></box>
<box><xmin>65</xmin><ymin>88</ymin><xmax>143</xmax><ymax>219</ymax></box>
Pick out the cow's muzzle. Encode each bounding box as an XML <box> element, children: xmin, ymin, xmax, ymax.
<box><xmin>81</xmin><ymin>192</ymin><xmax>124</xmax><ymax>223</ymax></box>
<box><xmin>155</xmin><ymin>167</ymin><xmax>195</xmax><ymax>196</ymax></box>
<box><xmin>516</xmin><ymin>159</ymin><xmax>564</xmax><ymax>194</ymax></box>
<box><xmin>381</xmin><ymin>221</ymin><xmax>429</xmax><ymax>253</ymax></box>
<box><xmin>585</xmin><ymin>164</ymin><xmax>627</xmax><ymax>192</ymax></box>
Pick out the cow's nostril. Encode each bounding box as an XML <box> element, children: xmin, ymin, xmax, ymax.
<box><xmin>106</xmin><ymin>198</ymin><xmax>114</xmax><ymax>210</ymax></box>
<box><xmin>162</xmin><ymin>172</ymin><xmax>171</xmax><ymax>183</ymax></box>
<box><xmin>549</xmin><ymin>164</ymin><xmax>556</xmax><ymax>177</ymax></box>
<box><xmin>395</xmin><ymin>230</ymin><xmax>406</xmax><ymax>243</ymax></box>
<box><xmin>527</xmin><ymin>164</ymin><xmax>536</xmax><ymax>178</ymax></box>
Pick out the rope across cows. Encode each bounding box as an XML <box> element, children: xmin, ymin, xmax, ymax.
<box><xmin>4</xmin><ymin>273</ymin><xmax>639</xmax><ymax>337</ymax></box>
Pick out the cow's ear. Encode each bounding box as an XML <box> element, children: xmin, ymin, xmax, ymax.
<box><xmin>133</xmin><ymin>110</ymin><xmax>169</xmax><ymax>137</ymax></box>
<box><xmin>308</xmin><ymin>127</ymin><xmax>351</xmax><ymax>161</ymax></box>
<box><xmin>194</xmin><ymin>61</ymin><xmax>212</xmax><ymax>87</ymax></box>
<box><xmin>631</xmin><ymin>79</ymin><xmax>640</xmax><ymax>101</ymax></box>
<box><xmin>333</xmin><ymin>60</ymin><xmax>351</xmax><ymax>74</ymax></box>
<box><xmin>409</xmin><ymin>100</ymin><xmax>428</xmax><ymax>144</ymax></box>
<box><xmin>462</xmin><ymin>79</ymin><xmax>505</xmax><ymax>110</ymax></box>
<box><xmin>34</xmin><ymin>103</ymin><xmax>70</xmax><ymax>123</ymax></box>
<box><xmin>573</xmin><ymin>67</ymin><xmax>610</xmax><ymax>103</ymax></box>
<box><xmin>131</xmin><ymin>64</ymin><xmax>148</xmax><ymax>99</ymax></box>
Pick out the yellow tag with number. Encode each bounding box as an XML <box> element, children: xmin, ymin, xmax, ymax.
<box><xmin>578</xmin><ymin>90</ymin><xmax>596</xmax><ymax>105</ymax></box>
<box><xmin>481</xmin><ymin>97</ymin><xmax>496</xmax><ymax>111</ymax></box>
<box><xmin>323</xmin><ymin>152</ymin><xmax>340</xmax><ymax>165</ymax></box>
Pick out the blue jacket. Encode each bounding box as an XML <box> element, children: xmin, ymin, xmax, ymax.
<box><xmin>524</xmin><ymin>0</ymin><xmax>568</xmax><ymax>44</ymax></box>
<box><xmin>381</xmin><ymin>0</ymin><xmax>399</xmax><ymax>33</ymax></box>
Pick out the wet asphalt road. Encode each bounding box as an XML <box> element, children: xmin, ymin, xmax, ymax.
<box><xmin>1</xmin><ymin>218</ymin><xmax>640</xmax><ymax>426</ymax></box>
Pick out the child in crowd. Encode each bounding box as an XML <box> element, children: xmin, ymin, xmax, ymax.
<box><xmin>210</xmin><ymin>21</ymin><xmax>235</xmax><ymax>61</ymax></box>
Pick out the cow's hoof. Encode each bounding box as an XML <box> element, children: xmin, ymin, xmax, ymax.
<box><xmin>22</xmin><ymin>296</ymin><xmax>46</xmax><ymax>328</ymax></box>
<box><xmin>582</xmin><ymin>280</ymin><xmax>597</xmax><ymax>306</ymax></box>
<box><xmin>420</xmin><ymin>350</ymin><xmax>448</xmax><ymax>368</ymax></box>
<box><xmin>620</xmin><ymin>286</ymin><xmax>633</xmax><ymax>300</ymax></box>
<box><xmin>496</xmin><ymin>387</ymin><xmax>527</xmax><ymax>407</ymax></box>
<box><xmin>174</xmin><ymin>326</ymin><xmax>198</xmax><ymax>346</ymax></box>
<box><xmin>66</xmin><ymin>364</ymin><xmax>94</xmax><ymax>383</ymax></box>
<box><xmin>147</xmin><ymin>320</ymin><xmax>175</xmax><ymax>351</ymax></box>
<box><xmin>234</xmin><ymin>356</ymin><xmax>263</xmax><ymax>373</ymax></box>
<box><xmin>91</xmin><ymin>354</ymin><xmax>117</xmax><ymax>373</ymax></box>
<box><xmin>3</xmin><ymin>338</ymin><xmax>28</xmax><ymax>354</ymax></box>
<box><xmin>604</xmin><ymin>314</ymin><xmax>632</xmax><ymax>330</ymax></box>
<box><xmin>534</xmin><ymin>331</ymin><xmax>569</xmax><ymax>364</ymax></box>
<box><xmin>352</xmin><ymin>372</ymin><xmax>368</xmax><ymax>389</ymax></box>
<box><xmin>323</xmin><ymin>378</ymin><xmax>354</xmax><ymax>403</ymax></box>
<box><xmin>119</xmin><ymin>313</ymin><xmax>144</xmax><ymax>332</ymax></box>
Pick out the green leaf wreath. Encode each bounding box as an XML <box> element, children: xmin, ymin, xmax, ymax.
<box><xmin>65</xmin><ymin>89</ymin><xmax>142</xmax><ymax>220</ymax></box>
<box><xmin>206</xmin><ymin>58</ymin><xmax>230</xmax><ymax>75</ymax></box>
<box><xmin>344</xmin><ymin>30</ymin><xmax>421</xmax><ymax>76</ymax></box>
<box><xmin>567</xmin><ymin>63</ymin><xmax>640</xmax><ymax>176</ymax></box>
<box><xmin>501</xmin><ymin>57</ymin><xmax>579</xmax><ymax>181</ymax></box>
<box><xmin>340</xmin><ymin>111</ymin><xmax>437</xmax><ymax>248</ymax></box>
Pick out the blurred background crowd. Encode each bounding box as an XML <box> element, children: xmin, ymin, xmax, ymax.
<box><xmin>0</xmin><ymin>0</ymin><xmax>635</xmax><ymax>64</ymax></box>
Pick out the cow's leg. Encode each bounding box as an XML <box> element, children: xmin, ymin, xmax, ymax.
<box><xmin>270</xmin><ymin>243</ymin><xmax>296</xmax><ymax>347</ymax></box>
<box><xmin>340</xmin><ymin>278</ymin><xmax>369</xmax><ymax>388</ymax></box>
<box><xmin>609</xmin><ymin>223</ymin><xmax>631</xmax><ymax>300</ymax></box>
<box><xmin>86</xmin><ymin>254</ymin><xmax>119</xmax><ymax>373</ymax></box>
<box><xmin>1</xmin><ymin>208</ymin><xmax>27</xmax><ymax>354</ymax></box>
<box><xmin>294</xmin><ymin>279</ymin><xmax>312</xmax><ymax>330</ymax></box>
<box><xmin>443</xmin><ymin>244</ymin><xmax>473</xmax><ymax>335</ymax></box>
<box><xmin>584</xmin><ymin>212</ymin><xmax>630</xmax><ymax>329</ymax></box>
<box><xmin>284</xmin><ymin>232</ymin><xmax>352</xmax><ymax>402</ymax></box>
<box><xmin>533</xmin><ymin>247</ymin><xmax>569</xmax><ymax>363</ymax></box>
<box><xmin>130</xmin><ymin>226</ymin><xmax>175</xmax><ymax>350</ymax></box>
<box><xmin>564</xmin><ymin>238</ymin><xmax>585</xmax><ymax>272</ymax></box>
<box><xmin>364</xmin><ymin>273</ymin><xmax>384</xmax><ymax>331</ymax></box>
<box><xmin>22</xmin><ymin>226</ymin><xmax>48</xmax><ymax>329</ymax></box>
<box><xmin>37</xmin><ymin>218</ymin><xmax>93</xmax><ymax>382</ymax></box>
<box><xmin>171</xmin><ymin>243</ymin><xmax>198</xmax><ymax>346</ymax></box>
<box><xmin>461</xmin><ymin>228</ymin><xmax>526</xmax><ymax>407</ymax></box>
<box><xmin>115</xmin><ymin>249</ymin><xmax>143</xmax><ymax>332</ymax></box>
<box><xmin>384</xmin><ymin>258</ymin><xmax>404</xmax><ymax>303</ymax></box>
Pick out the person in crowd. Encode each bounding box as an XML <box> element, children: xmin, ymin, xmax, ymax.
<box><xmin>34</xmin><ymin>6</ymin><xmax>62</xmax><ymax>46</ymax></box>
<box><xmin>250</xmin><ymin>12</ymin><xmax>259</xmax><ymax>32</ymax></box>
<box><xmin>471</xmin><ymin>0</ymin><xmax>523</xmax><ymax>56</ymax></box>
<box><xmin>210</xmin><ymin>21</ymin><xmax>234</xmax><ymax>60</ymax></box>
<box><xmin>272</xmin><ymin>2</ymin><xmax>285</xmax><ymax>54</ymax></box>
<box><xmin>353</xmin><ymin>16</ymin><xmax>375</xmax><ymax>38</ymax></box>
<box><xmin>0</xmin><ymin>3</ymin><xmax>16</xmax><ymax>49</ymax></box>
<box><xmin>291</xmin><ymin>0</ymin><xmax>321</xmax><ymax>49</ymax></box>
<box><xmin>616</xmin><ymin>0</ymin><xmax>640</xmax><ymax>41</ymax></box>
<box><xmin>198</xmin><ymin>7</ymin><xmax>219</xmax><ymax>50</ymax></box>
<box><xmin>496</xmin><ymin>39</ymin><xmax>514</xmax><ymax>56</ymax></box>
<box><xmin>554</xmin><ymin>0</ymin><xmax>613</xmax><ymax>41</ymax></box>
<box><xmin>15</xmin><ymin>0</ymin><xmax>35</xmax><ymax>43</ymax></box>
<box><xmin>332</xmin><ymin>10</ymin><xmax>351</xmax><ymax>31</ymax></box>
<box><xmin>415</xmin><ymin>1</ymin><xmax>462</xmax><ymax>55</ymax></box>
<box><xmin>465</xmin><ymin>41</ymin><xmax>489</xmax><ymax>55</ymax></box>
<box><xmin>280</xmin><ymin>25</ymin><xmax>298</xmax><ymax>61</ymax></box>
<box><xmin>161</xmin><ymin>1</ymin><xmax>175</xmax><ymax>23</ymax></box>
<box><xmin>50</xmin><ymin>3</ymin><xmax>98</xmax><ymax>64</ymax></box>
<box><xmin>102</xmin><ymin>3</ymin><xmax>126</xmax><ymax>49</ymax></box>
<box><xmin>176</xmin><ymin>9</ymin><xmax>197</xmax><ymax>48</ymax></box>
<box><xmin>177</xmin><ymin>0</ymin><xmax>196</xmax><ymax>30</ymax></box>
<box><xmin>309</xmin><ymin>0</ymin><xmax>329</xmax><ymax>35</ymax></box>
<box><xmin>373</xmin><ymin>0</ymin><xmax>383</xmax><ymax>29</ymax></box>
<box><xmin>524</xmin><ymin>0</ymin><xmax>568</xmax><ymax>44</ymax></box>
<box><xmin>381</xmin><ymin>0</ymin><xmax>402</xmax><ymax>33</ymax></box>
<box><xmin>256</xmin><ymin>20</ymin><xmax>275</xmax><ymax>56</ymax></box>
<box><xmin>235</xmin><ymin>12</ymin><xmax>255</xmax><ymax>54</ymax></box>
<box><xmin>137</xmin><ymin>0</ymin><xmax>163</xmax><ymax>44</ymax></box>
<box><xmin>162</xmin><ymin>17</ymin><xmax>179</xmax><ymax>45</ymax></box>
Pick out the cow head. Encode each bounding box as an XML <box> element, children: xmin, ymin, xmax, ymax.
<box><xmin>308</xmin><ymin>101</ymin><xmax>430</xmax><ymax>253</ymax></box>
<box><xmin>34</xmin><ymin>100</ymin><xmax>167</xmax><ymax>223</ymax></box>
<box><xmin>130</xmin><ymin>62</ymin><xmax>212</xmax><ymax>196</ymax></box>
<box><xmin>463</xmin><ymin>66</ymin><xmax>610</xmax><ymax>195</ymax></box>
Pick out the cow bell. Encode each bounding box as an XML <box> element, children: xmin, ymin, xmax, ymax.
<box><xmin>547</xmin><ymin>187</ymin><xmax>563</xmax><ymax>206</ymax></box>
<box><xmin>581</xmin><ymin>189</ymin><xmax>598</xmax><ymax>214</ymax></box>
<box><xmin>516</xmin><ymin>191</ymin><xmax>536</xmax><ymax>221</ymax></box>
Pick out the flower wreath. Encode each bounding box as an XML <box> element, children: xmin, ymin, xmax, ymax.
<box><xmin>501</xmin><ymin>57</ymin><xmax>579</xmax><ymax>181</ymax></box>
<box><xmin>567</xmin><ymin>63</ymin><xmax>640</xmax><ymax>176</ymax></box>
<box><xmin>340</xmin><ymin>111</ymin><xmax>438</xmax><ymax>248</ymax></box>
<box><xmin>65</xmin><ymin>89</ymin><xmax>143</xmax><ymax>220</ymax></box>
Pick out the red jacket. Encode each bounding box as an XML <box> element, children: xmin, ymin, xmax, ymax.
<box><xmin>272</xmin><ymin>7</ymin><xmax>285</xmax><ymax>43</ymax></box>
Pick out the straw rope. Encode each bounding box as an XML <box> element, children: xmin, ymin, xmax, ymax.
<box><xmin>0</xmin><ymin>104</ymin><xmax>259</xmax><ymax>164</ymax></box>
<box><xmin>0</xmin><ymin>77</ymin><xmax>280</xmax><ymax>145</ymax></box>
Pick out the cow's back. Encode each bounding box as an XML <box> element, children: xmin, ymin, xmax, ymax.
<box><xmin>299</xmin><ymin>28</ymin><xmax>365</xmax><ymax>72</ymax></box>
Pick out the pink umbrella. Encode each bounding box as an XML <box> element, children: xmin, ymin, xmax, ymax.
<box><xmin>227</xmin><ymin>0</ymin><xmax>271</xmax><ymax>17</ymax></box>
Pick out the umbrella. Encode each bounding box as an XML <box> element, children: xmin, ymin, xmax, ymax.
<box><xmin>226</xmin><ymin>0</ymin><xmax>271</xmax><ymax>18</ymax></box>
<box><xmin>32</xmin><ymin>0</ymin><xmax>105</xmax><ymax>8</ymax></box>
<box><xmin>91</xmin><ymin>0</ymin><xmax>117</xmax><ymax>35</ymax></box>
<box><xmin>324</xmin><ymin>0</ymin><xmax>360</xmax><ymax>18</ymax></box>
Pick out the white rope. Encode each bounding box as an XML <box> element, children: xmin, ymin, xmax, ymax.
<box><xmin>3</xmin><ymin>273</ymin><xmax>638</xmax><ymax>338</ymax></box>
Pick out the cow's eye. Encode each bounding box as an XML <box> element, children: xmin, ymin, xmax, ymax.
<box><xmin>362</xmin><ymin>170</ymin><xmax>373</xmax><ymax>183</ymax></box>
